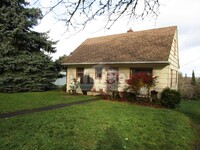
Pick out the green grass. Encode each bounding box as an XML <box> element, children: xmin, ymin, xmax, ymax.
<box><xmin>178</xmin><ymin>100</ymin><xmax>200</xmax><ymax>148</ymax></box>
<box><xmin>0</xmin><ymin>91</ymin><xmax>93</xmax><ymax>113</ymax></box>
<box><xmin>179</xmin><ymin>100</ymin><xmax>200</xmax><ymax>124</ymax></box>
<box><xmin>0</xmin><ymin>98</ymin><xmax>196</xmax><ymax>150</ymax></box>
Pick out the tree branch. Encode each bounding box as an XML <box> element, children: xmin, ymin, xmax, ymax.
<box><xmin>30</xmin><ymin>0</ymin><xmax>160</xmax><ymax>32</ymax></box>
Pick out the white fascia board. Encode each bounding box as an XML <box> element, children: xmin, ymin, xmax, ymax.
<box><xmin>62</xmin><ymin>61</ymin><xmax>170</xmax><ymax>66</ymax></box>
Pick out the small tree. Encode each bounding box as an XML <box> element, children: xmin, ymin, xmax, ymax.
<box><xmin>126</xmin><ymin>72</ymin><xmax>158</xmax><ymax>100</ymax></box>
<box><xmin>143</xmin><ymin>73</ymin><xmax>158</xmax><ymax>97</ymax></box>
<box><xmin>56</xmin><ymin>55</ymin><xmax>68</xmax><ymax>71</ymax></box>
<box><xmin>69</xmin><ymin>78</ymin><xmax>79</xmax><ymax>94</ymax></box>
<box><xmin>105</xmin><ymin>76</ymin><xmax>119</xmax><ymax>100</ymax></box>
<box><xmin>126</xmin><ymin>73</ymin><xmax>144</xmax><ymax>95</ymax></box>
<box><xmin>191</xmin><ymin>70</ymin><xmax>196</xmax><ymax>86</ymax></box>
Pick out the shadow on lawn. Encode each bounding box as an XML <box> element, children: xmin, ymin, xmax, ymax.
<box><xmin>178</xmin><ymin>100</ymin><xmax>200</xmax><ymax>150</ymax></box>
<box><xmin>185</xmin><ymin>116</ymin><xmax>200</xmax><ymax>150</ymax></box>
<box><xmin>95</xmin><ymin>127</ymin><xmax>124</xmax><ymax>150</ymax></box>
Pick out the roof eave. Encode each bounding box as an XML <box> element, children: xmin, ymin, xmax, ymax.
<box><xmin>62</xmin><ymin>61</ymin><xmax>170</xmax><ymax>66</ymax></box>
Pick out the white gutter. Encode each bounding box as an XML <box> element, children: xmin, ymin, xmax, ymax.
<box><xmin>62</xmin><ymin>61</ymin><xmax>170</xmax><ymax>66</ymax></box>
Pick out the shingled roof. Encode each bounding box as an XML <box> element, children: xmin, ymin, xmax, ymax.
<box><xmin>63</xmin><ymin>26</ymin><xmax>177</xmax><ymax>65</ymax></box>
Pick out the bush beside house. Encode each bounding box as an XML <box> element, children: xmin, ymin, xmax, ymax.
<box><xmin>99</xmin><ymin>72</ymin><xmax>181</xmax><ymax>109</ymax></box>
<box><xmin>160</xmin><ymin>88</ymin><xmax>181</xmax><ymax>109</ymax></box>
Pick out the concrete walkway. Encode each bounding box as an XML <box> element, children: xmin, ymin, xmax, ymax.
<box><xmin>0</xmin><ymin>98</ymin><xmax>100</xmax><ymax>119</ymax></box>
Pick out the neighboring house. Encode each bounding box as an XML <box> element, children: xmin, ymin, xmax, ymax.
<box><xmin>63</xmin><ymin>26</ymin><xmax>179</xmax><ymax>94</ymax></box>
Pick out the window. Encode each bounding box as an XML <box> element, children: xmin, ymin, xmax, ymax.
<box><xmin>170</xmin><ymin>69</ymin><xmax>173</xmax><ymax>87</ymax></box>
<box><xmin>76</xmin><ymin>68</ymin><xmax>84</xmax><ymax>83</ymax></box>
<box><xmin>95</xmin><ymin>67</ymin><xmax>102</xmax><ymax>79</ymax></box>
<box><xmin>130</xmin><ymin>68</ymin><xmax>152</xmax><ymax>77</ymax></box>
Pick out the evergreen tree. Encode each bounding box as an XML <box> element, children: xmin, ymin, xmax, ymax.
<box><xmin>191</xmin><ymin>70</ymin><xmax>196</xmax><ymax>86</ymax></box>
<box><xmin>0</xmin><ymin>0</ymin><xmax>61</xmax><ymax>92</ymax></box>
<box><xmin>56</xmin><ymin>55</ymin><xmax>68</xmax><ymax>71</ymax></box>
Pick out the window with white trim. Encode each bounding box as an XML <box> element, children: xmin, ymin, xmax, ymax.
<box><xmin>95</xmin><ymin>67</ymin><xmax>102</xmax><ymax>79</ymax></box>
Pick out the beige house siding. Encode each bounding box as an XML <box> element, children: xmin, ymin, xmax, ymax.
<box><xmin>168</xmin><ymin>30</ymin><xmax>179</xmax><ymax>90</ymax></box>
<box><xmin>153</xmin><ymin>66</ymin><xmax>169</xmax><ymax>92</ymax></box>
<box><xmin>66</xmin><ymin>66</ymin><xmax>107</xmax><ymax>92</ymax></box>
<box><xmin>66</xmin><ymin>67</ymin><xmax>76</xmax><ymax>92</ymax></box>
<box><xmin>66</xmin><ymin>65</ymin><xmax>171</xmax><ymax>93</ymax></box>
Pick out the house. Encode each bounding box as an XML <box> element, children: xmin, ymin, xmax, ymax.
<box><xmin>63</xmin><ymin>26</ymin><xmax>179</xmax><ymax>94</ymax></box>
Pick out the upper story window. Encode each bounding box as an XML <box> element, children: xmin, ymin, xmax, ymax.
<box><xmin>95</xmin><ymin>67</ymin><xmax>102</xmax><ymax>79</ymax></box>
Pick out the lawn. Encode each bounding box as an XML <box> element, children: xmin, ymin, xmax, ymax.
<box><xmin>0</xmin><ymin>90</ymin><xmax>94</xmax><ymax>113</ymax></box>
<box><xmin>0</xmin><ymin>91</ymin><xmax>197</xmax><ymax>150</ymax></box>
<box><xmin>178</xmin><ymin>100</ymin><xmax>200</xmax><ymax>149</ymax></box>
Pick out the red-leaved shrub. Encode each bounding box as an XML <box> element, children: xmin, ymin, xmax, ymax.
<box><xmin>126</xmin><ymin>72</ymin><xmax>158</xmax><ymax>97</ymax></box>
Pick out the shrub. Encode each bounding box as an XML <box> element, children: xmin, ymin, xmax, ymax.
<box><xmin>69</xmin><ymin>78</ymin><xmax>79</xmax><ymax>94</ymax></box>
<box><xmin>124</xmin><ymin>92</ymin><xmax>137</xmax><ymax>102</ymax></box>
<box><xmin>100</xmin><ymin>92</ymin><xmax>110</xmax><ymax>100</ymax></box>
<box><xmin>82</xmin><ymin>90</ymin><xmax>87</xmax><ymax>95</ymax></box>
<box><xmin>126</xmin><ymin>72</ymin><xmax>158</xmax><ymax>100</ymax></box>
<box><xmin>160</xmin><ymin>88</ymin><xmax>181</xmax><ymax>109</ymax></box>
<box><xmin>151</xmin><ymin>90</ymin><xmax>158</xmax><ymax>102</ymax></box>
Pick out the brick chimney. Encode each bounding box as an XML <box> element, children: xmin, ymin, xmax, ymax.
<box><xmin>127</xmin><ymin>28</ymin><xmax>133</xmax><ymax>32</ymax></box>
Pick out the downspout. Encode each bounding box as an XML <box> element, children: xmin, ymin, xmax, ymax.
<box><xmin>66</xmin><ymin>67</ymin><xmax>68</xmax><ymax>92</ymax></box>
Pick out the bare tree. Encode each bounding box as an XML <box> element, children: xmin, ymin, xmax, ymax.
<box><xmin>31</xmin><ymin>0</ymin><xmax>160</xmax><ymax>31</ymax></box>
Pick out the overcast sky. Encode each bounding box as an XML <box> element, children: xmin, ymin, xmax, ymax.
<box><xmin>29</xmin><ymin>0</ymin><xmax>200</xmax><ymax>77</ymax></box>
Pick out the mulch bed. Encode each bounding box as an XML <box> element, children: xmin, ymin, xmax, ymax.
<box><xmin>103</xmin><ymin>99</ymin><xmax>163</xmax><ymax>108</ymax></box>
<box><xmin>130</xmin><ymin>101</ymin><xmax>163</xmax><ymax>108</ymax></box>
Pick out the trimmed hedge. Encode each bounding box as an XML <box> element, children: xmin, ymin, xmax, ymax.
<box><xmin>160</xmin><ymin>88</ymin><xmax>181</xmax><ymax>109</ymax></box>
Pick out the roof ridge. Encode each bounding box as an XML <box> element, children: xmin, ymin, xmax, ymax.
<box><xmin>87</xmin><ymin>25</ymin><xmax>177</xmax><ymax>40</ymax></box>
